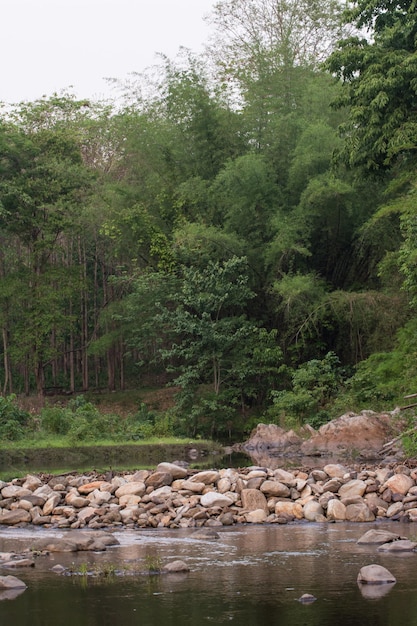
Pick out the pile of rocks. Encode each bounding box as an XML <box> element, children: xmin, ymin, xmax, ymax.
<box><xmin>1</xmin><ymin>461</ymin><xmax>417</xmax><ymax>529</ymax></box>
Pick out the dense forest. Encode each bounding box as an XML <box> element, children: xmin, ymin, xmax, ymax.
<box><xmin>1</xmin><ymin>0</ymin><xmax>417</xmax><ymax>438</ymax></box>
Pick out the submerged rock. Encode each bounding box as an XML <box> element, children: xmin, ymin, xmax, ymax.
<box><xmin>162</xmin><ymin>560</ymin><xmax>190</xmax><ymax>573</ymax></box>
<box><xmin>31</xmin><ymin>530</ymin><xmax>119</xmax><ymax>553</ymax></box>
<box><xmin>357</xmin><ymin>529</ymin><xmax>404</xmax><ymax>545</ymax></box>
<box><xmin>377</xmin><ymin>539</ymin><xmax>417</xmax><ymax>552</ymax></box>
<box><xmin>298</xmin><ymin>593</ymin><xmax>317</xmax><ymax>603</ymax></box>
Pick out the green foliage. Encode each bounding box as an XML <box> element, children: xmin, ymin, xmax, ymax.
<box><xmin>269</xmin><ymin>352</ymin><xmax>343</xmax><ymax>425</ymax></box>
<box><xmin>402</xmin><ymin>433</ymin><xmax>417</xmax><ymax>458</ymax></box>
<box><xmin>0</xmin><ymin>395</ymin><xmax>30</xmax><ymax>441</ymax></box>
<box><xmin>397</xmin><ymin>182</ymin><xmax>417</xmax><ymax>310</ymax></box>
<box><xmin>66</xmin><ymin>398</ymin><xmax>105</xmax><ymax>443</ymax></box>
<box><xmin>153</xmin><ymin>256</ymin><xmax>283</xmax><ymax>437</ymax></box>
<box><xmin>326</xmin><ymin>0</ymin><xmax>417</xmax><ymax>172</ymax></box>
<box><xmin>172</xmin><ymin>221</ymin><xmax>245</xmax><ymax>268</ymax></box>
<box><xmin>122</xmin><ymin>403</ymin><xmax>174</xmax><ymax>440</ymax></box>
<box><xmin>211</xmin><ymin>154</ymin><xmax>281</xmax><ymax>247</ymax></box>
<box><xmin>40</xmin><ymin>405</ymin><xmax>74</xmax><ymax>435</ymax></box>
<box><xmin>39</xmin><ymin>396</ymin><xmax>175</xmax><ymax>443</ymax></box>
<box><xmin>335</xmin><ymin>317</ymin><xmax>417</xmax><ymax>411</ymax></box>
<box><xmin>287</xmin><ymin>122</ymin><xmax>341</xmax><ymax>204</ymax></box>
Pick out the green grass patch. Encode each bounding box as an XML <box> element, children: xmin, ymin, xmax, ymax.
<box><xmin>0</xmin><ymin>435</ymin><xmax>208</xmax><ymax>450</ymax></box>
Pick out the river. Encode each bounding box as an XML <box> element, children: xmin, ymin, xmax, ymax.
<box><xmin>0</xmin><ymin>521</ymin><xmax>416</xmax><ymax>625</ymax></box>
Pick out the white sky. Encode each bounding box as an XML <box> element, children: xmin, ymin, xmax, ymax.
<box><xmin>1</xmin><ymin>0</ymin><xmax>216</xmax><ymax>104</ymax></box>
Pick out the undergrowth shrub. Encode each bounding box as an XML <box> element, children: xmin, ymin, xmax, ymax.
<box><xmin>0</xmin><ymin>394</ymin><xmax>31</xmax><ymax>441</ymax></box>
<box><xmin>268</xmin><ymin>352</ymin><xmax>343</xmax><ymax>427</ymax></box>
<box><xmin>40</xmin><ymin>406</ymin><xmax>74</xmax><ymax>435</ymax></box>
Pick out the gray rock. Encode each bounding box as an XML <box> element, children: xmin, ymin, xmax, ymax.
<box><xmin>191</xmin><ymin>529</ymin><xmax>220</xmax><ymax>540</ymax></box>
<box><xmin>200</xmin><ymin>492</ymin><xmax>233</xmax><ymax>508</ymax></box>
<box><xmin>157</xmin><ymin>463</ymin><xmax>188</xmax><ymax>479</ymax></box>
<box><xmin>218</xmin><ymin>512</ymin><xmax>234</xmax><ymax>526</ymax></box>
<box><xmin>357</xmin><ymin>529</ymin><xmax>404</xmax><ymax>544</ymax></box>
<box><xmin>240</xmin><ymin>488</ymin><xmax>268</xmax><ymax>513</ymax></box>
<box><xmin>357</xmin><ymin>564</ymin><xmax>396</xmax><ymax>584</ymax></box>
<box><xmin>2</xmin><ymin>559</ymin><xmax>34</xmax><ymax>568</ymax></box>
<box><xmin>301</xmin><ymin>411</ymin><xmax>394</xmax><ymax>458</ymax></box>
<box><xmin>345</xmin><ymin>502</ymin><xmax>375</xmax><ymax>522</ymax></box>
<box><xmin>245</xmin><ymin>509</ymin><xmax>268</xmax><ymax>523</ymax></box>
<box><xmin>339</xmin><ymin>479</ymin><xmax>367</xmax><ymax>499</ymax></box>
<box><xmin>298</xmin><ymin>593</ymin><xmax>317</xmax><ymax>603</ymax></box>
<box><xmin>323</xmin><ymin>464</ymin><xmax>349</xmax><ymax>479</ymax></box>
<box><xmin>326</xmin><ymin>499</ymin><xmax>346</xmax><ymax>521</ymax></box>
<box><xmin>378</xmin><ymin>539</ymin><xmax>417</xmax><ymax>552</ymax></box>
<box><xmin>243</xmin><ymin>424</ymin><xmax>302</xmax><ymax>453</ymax></box>
<box><xmin>0</xmin><ymin>510</ymin><xmax>31</xmax><ymax>525</ymax></box>
<box><xmin>303</xmin><ymin>500</ymin><xmax>325</xmax><ymax>522</ymax></box>
<box><xmin>145</xmin><ymin>472</ymin><xmax>173</xmax><ymax>489</ymax></box>
<box><xmin>162</xmin><ymin>560</ymin><xmax>190</xmax><ymax>573</ymax></box>
<box><xmin>0</xmin><ymin>575</ymin><xmax>27</xmax><ymax>589</ymax></box>
<box><xmin>189</xmin><ymin>471</ymin><xmax>220</xmax><ymax>485</ymax></box>
<box><xmin>260</xmin><ymin>480</ymin><xmax>290</xmax><ymax>498</ymax></box>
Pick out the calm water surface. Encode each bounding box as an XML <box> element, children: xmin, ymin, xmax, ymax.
<box><xmin>0</xmin><ymin>522</ymin><xmax>417</xmax><ymax>625</ymax></box>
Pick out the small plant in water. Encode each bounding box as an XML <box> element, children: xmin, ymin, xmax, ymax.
<box><xmin>144</xmin><ymin>555</ymin><xmax>162</xmax><ymax>574</ymax></box>
<box><xmin>78</xmin><ymin>562</ymin><xmax>89</xmax><ymax>576</ymax></box>
<box><xmin>93</xmin><ymin>562</ymin><xmax>117</xmax><ymax>578</ymax></box>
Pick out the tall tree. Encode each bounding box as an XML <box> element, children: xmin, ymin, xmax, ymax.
<box><xmin>155</xmin><ymin>255</ymin><xmax>282</xmax><ymax>436</ymax></box>
<box><xmin>0</xmin><ymin>100</ymin><xmax>94</xmax><ymax>395</ymax></box>
<box><xmin>326</xmin><ymin>0</ymin><xmax>417</xmax><ymax>173</ymax></box>
<box><xmin>206</xmin><ymin>0</ymin><xmax>346</xmax><ymax>80</ymax></box>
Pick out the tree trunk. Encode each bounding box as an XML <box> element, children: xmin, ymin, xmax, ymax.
<box><xmin>79</xmin><ymin>237</ymin><xmax>89</xmax><ymax>391</ymax></box>
<box><xmin>35</xmin><ymin>356</ymin><xmax>45</xmax><ymax>399</ymax></box>
<box><xmin>2</xmin><ymin>326</ymin><xmax>12</xmax><ymax>395</ymax></box>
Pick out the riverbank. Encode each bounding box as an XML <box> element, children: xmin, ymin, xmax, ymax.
<box><xmin>0</xmin><ymin>441</ymin><xmax>222</xmax><ymax>479</ymax></box>
<box><xmin>1</xmin><ymin>460</ymin><xmax>417</xmax><ymax>529</ymax></box>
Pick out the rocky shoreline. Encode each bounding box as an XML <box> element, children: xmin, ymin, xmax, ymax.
<box><xmin>1</xmin><ymin>459</ymin><xmax>417</xmax><ymax>530</ymax></box>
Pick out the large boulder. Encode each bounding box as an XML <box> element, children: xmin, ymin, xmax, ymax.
<box><xmin>383</xmin><ymin>474</ymin><xmax>414</xmax><ymax>495</ymax></box>
<box><xmin>301</xmin><ymin>411</ymin><xmax>395</xmax><ymax>458</ymax></box>
<box><xmin>357</xmin><ymin>564</ymin><xmax>396</xmax><ymax>584</ymax></box>
<box><xmin>243</xmin><ymin>424</ymin><xmax>304</xmax><ymax>455</ymax></box>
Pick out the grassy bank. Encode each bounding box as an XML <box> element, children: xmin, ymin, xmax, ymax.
<box><xmin>0</xmin><ymin>393</ymin><xmax>226</xmax><ymax>479</ymax></box>
<box><xmin>0</xmin><ymin>392</ymin><xmax>195</xmax><ymax>447</ymax></box>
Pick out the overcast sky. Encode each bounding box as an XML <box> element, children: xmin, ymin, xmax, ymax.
<box><xmin>1</xmin><ymin>0</ymin><xmax>216</xmax><ymax>104</ymax></box>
